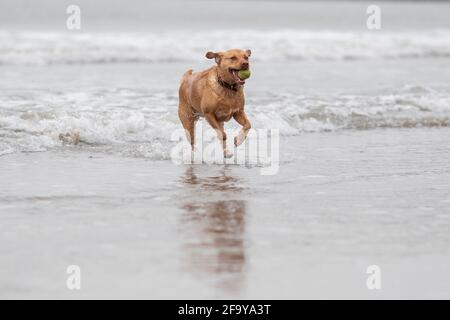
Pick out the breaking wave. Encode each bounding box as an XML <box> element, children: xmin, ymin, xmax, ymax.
<box><xmin>1</xmin><ymin>29</ymin><xmax>450</xmax><ymax>65</ymax></box>
<box><xmin>1</xmin><ymin>85</ymin><xmax>449</xmax><ymax>158</ymax></box>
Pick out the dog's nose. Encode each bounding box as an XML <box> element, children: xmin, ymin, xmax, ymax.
<box><xmin>241</xmin><ymin>62</ymin><xmax>249</xmax><ymax>69</ymax></box>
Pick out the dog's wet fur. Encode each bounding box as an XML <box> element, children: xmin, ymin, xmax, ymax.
<box><xmin>178</xmin><ymin>49</ymin><xmax>252</xmax><ymax>158</ymax></box>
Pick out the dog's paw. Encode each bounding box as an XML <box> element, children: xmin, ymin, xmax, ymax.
<box><xmin>234</xmin><ymin>135</ymin><xmax>244</xmax><ymax>147</ymax></box>
<box><xmin>224</xmin><ymin>150</ymin><xmax>234</xmax><ymax>158</ymax></box>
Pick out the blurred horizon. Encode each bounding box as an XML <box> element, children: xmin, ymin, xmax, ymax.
<box><xmin>1</xmin><ymin>0</ymin><xmax>449</xmax><ymax>31</ymax></box>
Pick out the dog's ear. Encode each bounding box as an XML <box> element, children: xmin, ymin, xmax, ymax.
<box><xmin>205</xmin><ymin>51</ymin><xmax>216</xmax><ymax>59</ymax></box>
<box><xmin>245</xmin><ymin>49</ymin><xmax>252</xmax><ymax>57</ymax></box>
<box><xmin>205</xmin><ymin>51</ymin><xmax>222</xmax><ymax>64</ymax></box>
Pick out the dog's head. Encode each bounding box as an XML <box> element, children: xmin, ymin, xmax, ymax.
<box><xmin>206</xmin><ymin>49</ymin><xmax>251</xmax><ymax>85</ymax></box>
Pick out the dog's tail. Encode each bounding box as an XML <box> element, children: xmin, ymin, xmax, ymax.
<box><xmin>181</xmin><ymin>69</ymin><xmax>193</xmax><ymax>83</ymax></box>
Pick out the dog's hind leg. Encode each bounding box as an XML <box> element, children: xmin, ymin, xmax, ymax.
<box><xmin>178</xmin><ymin>77</ymin><xmax>196</xmax><ymax>150</ymax></box>
<box><xmin>178</xmin><ymin>103</ymin><xmax>196</xmax><ymax>150</ymax></box>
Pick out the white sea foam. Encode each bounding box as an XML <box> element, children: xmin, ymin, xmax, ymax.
<box><xmin>1</xmin><ymin>29</ymin><xmax>450</xmax><ymax>65</ymax></box>
<box><xmin>1</xmin><ymin>85</ymin><xmax>449</xmax><ymax>158</ymax></box>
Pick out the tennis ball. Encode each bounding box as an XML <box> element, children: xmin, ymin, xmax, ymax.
<box><xmin>238</xmin><ymin>69</ymin><xmax>251</xmax><ymax>80</ymax></box>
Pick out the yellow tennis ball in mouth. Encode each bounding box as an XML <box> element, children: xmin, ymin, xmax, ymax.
<box><xmin>238</xmin><ymin>69</ymin><xmax>251</xmax><ymax>80</ymax></box>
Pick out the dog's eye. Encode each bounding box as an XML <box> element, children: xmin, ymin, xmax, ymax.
<box><xmin>230</xmin><ymin>56</ymin><xmax>237</xmax><ymax>60</ymax></box>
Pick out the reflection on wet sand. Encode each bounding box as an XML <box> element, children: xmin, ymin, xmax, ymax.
<box><xmin>178</xmin><ymin>166</ymin><xmax>247</xmax><ymax>292</ymax></box>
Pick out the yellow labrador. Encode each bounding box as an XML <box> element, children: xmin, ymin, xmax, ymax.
<box><xmin>178</xmin><ymin>49</ymin><xmax>252</xmax><ymax>158</ymax></box>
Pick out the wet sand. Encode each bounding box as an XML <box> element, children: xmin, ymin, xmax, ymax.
<box><xmin>1</xmin><ymin>128</ymin><xmax>450</xmax><ymax>299</ymax></box>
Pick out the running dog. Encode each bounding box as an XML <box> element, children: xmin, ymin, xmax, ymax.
<box><xmin>178</xmin><ymin>48</ymin><xmax>252</xmax><ymax>158</ymax></box>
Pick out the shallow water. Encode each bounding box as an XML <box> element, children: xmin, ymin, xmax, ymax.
<box><xmin>1</xmin><ymin>0</ymin><xmax>450</xmax><ymax>299</ymax></box>
<box><xmin>1</xmin><ymin>129</ymin><xmax>450</xmax><ymax>298</ymax></box>
<box><xmin>1</xmin><ymin>59</ymin><xmax>449</xmax><ymax>157</ymax></box>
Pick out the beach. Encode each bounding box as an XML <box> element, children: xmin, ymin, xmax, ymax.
<box><xmin>1</xmin><ymin>0</ymin><xmax>450</xmax><ymax>299</ymax></box>
<box><xmin>1</xmin><ymin>128</ymin><xmax>450</xmax><ymax>298</ymax></box>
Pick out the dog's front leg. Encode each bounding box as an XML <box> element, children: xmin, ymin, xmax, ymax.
<box><xmin>204</xmin><ymin>113</ymin><xmax>233</xmax><ymax>158</ymax></box>
<box><xmin>233</xmin><ymin>111</ymin><xmax>251</xmax><ymax>147</ymax></box>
